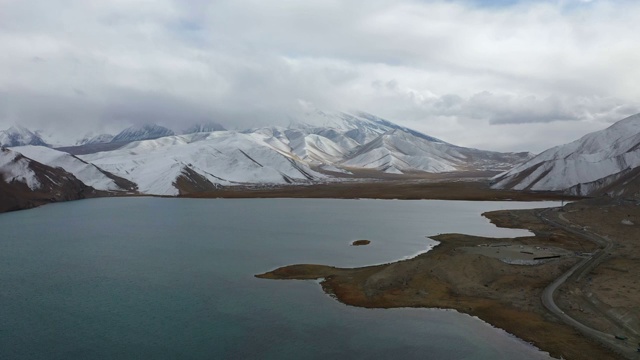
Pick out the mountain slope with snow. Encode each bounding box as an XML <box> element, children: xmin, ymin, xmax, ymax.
<box><xmin>341</xmin><ymin>129</ymin><xmax>459</xmax><ymax>173</ymax></box>
<box><xmin>81</xmin><ymin>131</ymin><xmax>323</xmax><ymax>195</ymax></box>
<box><xmin>13</xmin><ymin>146</ymin><xmax>137</xmax><ymax>192</ymax></box>
<box><xmin>491</xmin><ymin>113</ymin><xmax>640</xmax><ymax>196</ymax></box>
<box><xmin>244</xmin><ymin>111</ymin><xmax>530</xmax><ymax>173</ymax></box>
<box><xmin>111</xmin><ymin>124</ymin><xmax>175</xmax><ymax>143</ymax></box>
<box><xmin>287</xmin><ymin>110</ymin><xmax>446</xmax><ymax>147</ymax></box>
<box><xmin>0</xmin><ymin>126</ymin><xmax>48</xmax><ymax>147</ymax></box>
<box><xmin>340</xmin><ymin>129</ymin><xmax>529</xmax><ymax>174</ymax></box>
<box><xmin>0</xmin><ymin>147</ymin><xmax>95</xmax><ymax>212</ymax></box>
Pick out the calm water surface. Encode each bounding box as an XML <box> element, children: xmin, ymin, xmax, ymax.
<box><xmin>0</xmin><ymin>198</ymin><xmax>558</xmax><ymax>359</ymax></box>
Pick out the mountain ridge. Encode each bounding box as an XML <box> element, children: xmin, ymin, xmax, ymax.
<box><xmin>491</xmin><ymin>113</ymin><xmax>640</xmax><ymax>197</ymax></box>
<box><xmin>14</xmin><ymin>146</ymin><xmax>137</xmax><ymax>193</ymax></box>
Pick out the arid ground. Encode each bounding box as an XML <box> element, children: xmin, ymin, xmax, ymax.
<box><xmin>184</xmin><ymin>177</ymin><xmax>572</xmax><ymax>201</ymax></box>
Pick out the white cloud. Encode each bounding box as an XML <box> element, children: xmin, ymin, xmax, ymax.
<box><xmin>0</xmin><ymin>0</ymin><xmax>638</xmax><ymax>151</ymax></box>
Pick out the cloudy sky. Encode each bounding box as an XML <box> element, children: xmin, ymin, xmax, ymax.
<box><xmin>1</xmin><ymin>0</ymin><xmax>639</xmax><ymax>152</ymax></box>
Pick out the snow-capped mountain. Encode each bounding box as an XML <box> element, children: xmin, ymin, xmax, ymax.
<box><xmin>14</xmin><ymin>146</ymin><xmax>137</xmax><ymax>192</ymax></box>
<box><xmin>0</xmin><ymin>126</ymin><xmax>48</xmax><ymax>147</ymax></box>
<box><xmin>183</xmin><ymin>121</ymin><xmax>226</xmax><ymax>134</ymax></box>
<box><xmin>491</xmin><ymin>113</ymin><xmax>640</xmax><ymax>197</ymax></box>
<box><xmin>0</xmin><ymin>147</ymin><xmax>94</xmax><ymax>212</ymax></box>
<box><xmin>251</xmin><ymin>111</ymin><xmax>530</xmax><ymax>173</ymax></box>
<box><xmin>80</xmin><ymin>131</ymin><xmax>323</xmax><ymax>196</ymax></box>
<box><xmin>287</xmin><ymin>111</ymin><xmax>444</xmax><ymax>147</ymax></box>
<box><xmin>73</xmin><ymin>111</ymin><xmax>531</xmax><ymax>195</ymax></box>
<box><xmin>245</xmin><ymin>126</ymin><xmax>355</xmax><ymax>165</ymax></box>
<box><xmin>111</xmin><ymin>124</ymin><xmax>175</xmax><ymax>143</ymax></box>
<box><xmin>1</xmin><ymin>111</ymin><xmax>535</xmax><ymax>198</ymax></box>
<box><xmin>339</xmin><ymin>129</ymin><xmax>515</xmax><ymax>174</ymax></box>
<box><xmin>76</xmin><ymin>133</ymin><xmax>115</xmax><ymax>146</ymax></box>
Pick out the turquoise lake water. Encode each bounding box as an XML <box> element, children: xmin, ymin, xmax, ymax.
<box><xmin>0</xmin><ymin>198</ymin><xmax>558</xmax><ymax>359</ymax></box>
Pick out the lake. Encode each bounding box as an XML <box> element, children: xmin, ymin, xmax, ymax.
<box><xmin>0</xmin><ymin>197</ymin><xmax>557</xmax><ymax>359</ymax></box>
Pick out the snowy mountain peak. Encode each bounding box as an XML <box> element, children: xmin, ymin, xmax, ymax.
<box><xmin>111</xmin><ymin>124</ymin><xmax>175</xmax><ymax>143</ymax></box>
<box><xmin>287</xmin><ymin>110</ymin><xmax>446</xmax><ymax>147</ymax></box>
<box><xmin>354</xmin><ymin>112</ymin><xmax>447</xmax><ymax>144</ymax></box>
<box><xmin>0</xmin><ymin>126</ymin><xmax>49</xmax><ymax>148</ymax></box>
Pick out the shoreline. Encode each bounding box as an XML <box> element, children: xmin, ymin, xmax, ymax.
<box><xmin>256</xmin><ymin>204</ymin><xmax>627</xmax><ymax>360</ymax></box>
<box><xmin>0</xmin><ymin>179</ymin><xmax>578</xmax><ymax>215</ymax></box>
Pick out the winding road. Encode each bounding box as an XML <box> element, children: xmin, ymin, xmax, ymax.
<box><xmin>536</xmin><ymin>208</ymin><xmax>638</xmax><ymax>358</ymax></box>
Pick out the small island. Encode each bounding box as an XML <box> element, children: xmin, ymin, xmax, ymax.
<box><xmin>351</xmin><ymin>239</ymin><xmax>371</xmax><ymax>246</ymax></box>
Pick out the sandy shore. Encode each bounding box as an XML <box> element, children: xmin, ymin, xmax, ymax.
<box><xmin>256</xmin><ymin>199</ymin><xmax>640</xmax><ymax>360</ymax></box>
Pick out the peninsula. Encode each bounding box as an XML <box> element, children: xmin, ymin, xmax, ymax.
<box><xmin>257</xmin><ymin>198</ymin><xmax>640</xmax><ymax>360</ymax></box>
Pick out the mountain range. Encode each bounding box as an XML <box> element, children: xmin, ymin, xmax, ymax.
<box><xmin>0</xmin><ymin>122</ymin><xmax>228</xmax><ymax>149</ymax></box>
<box><xmin>0</xmin><ymin>111</ymin><xmax>531</xmax><ymax>197</ymax></box>
<box><xmin>2</xmin><ymin>110</ymin><xmax>639</xmax><ymax>210</ymax></box>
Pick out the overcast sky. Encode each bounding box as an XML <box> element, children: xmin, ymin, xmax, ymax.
<box><xmin>1</xmin><ymin>0</ymin><xmax>639</xmax><ymax>152</ymax></box>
